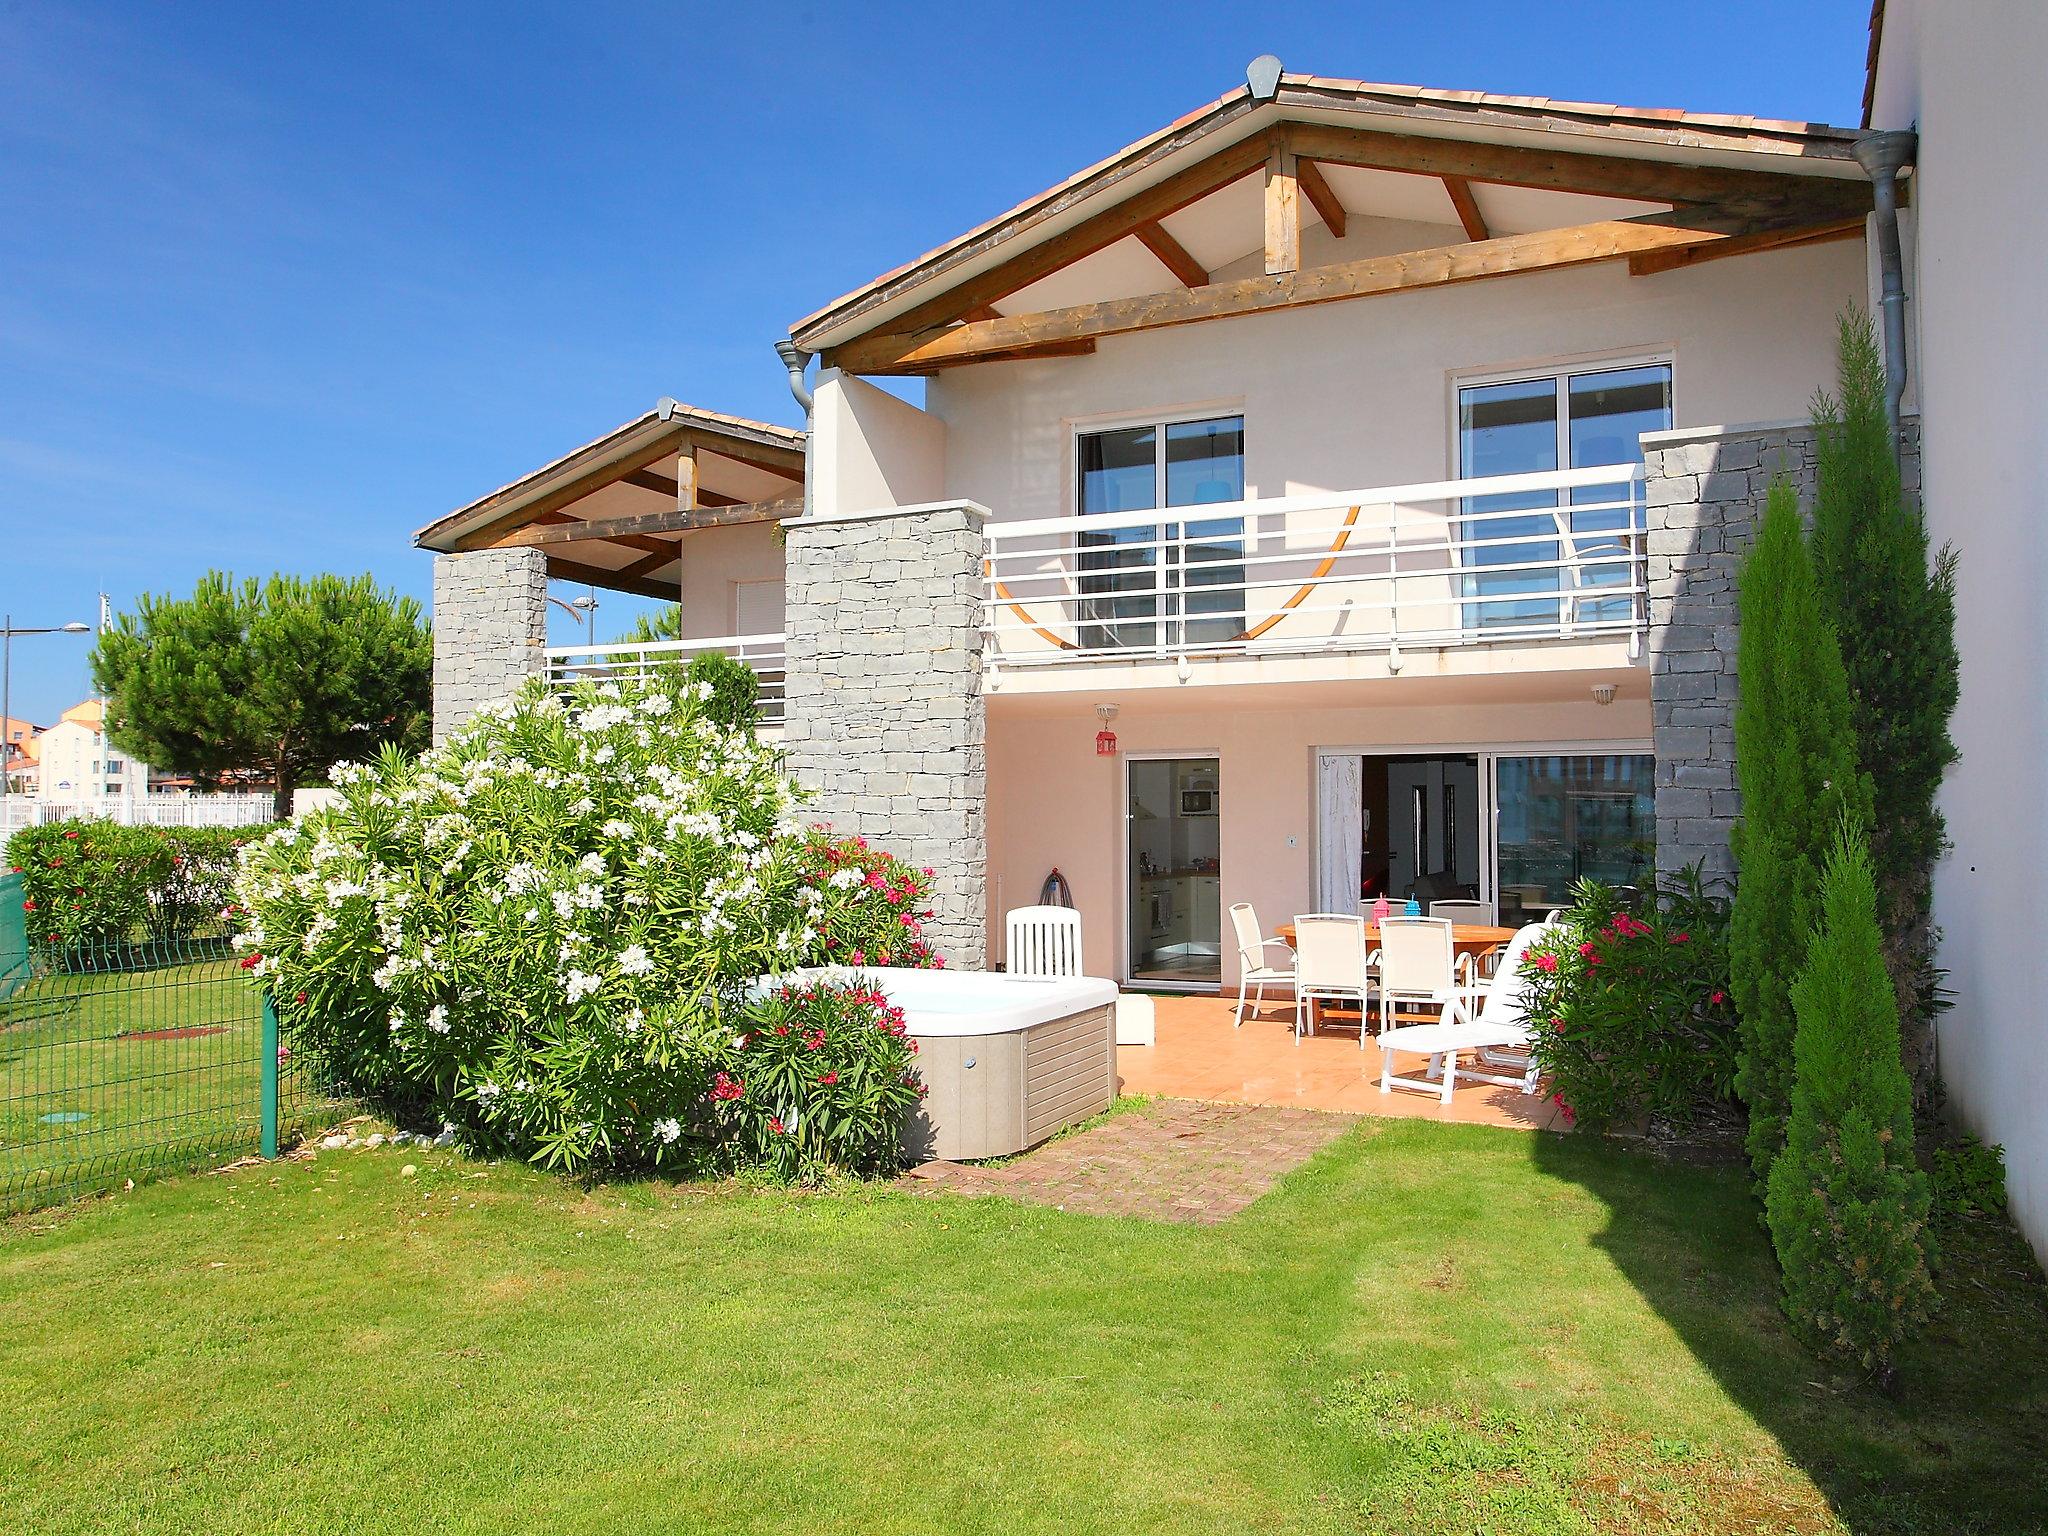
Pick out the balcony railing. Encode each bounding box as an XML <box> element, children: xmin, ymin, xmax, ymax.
<box><xmin>544</xmin><ymin>634</ymin><xmax>787</xmax><ymax>725</ymax></box>
<box><xmin>981</xmin><ymin>463</ymin><xmax>1647</xmax><ymax>671</ymax></box>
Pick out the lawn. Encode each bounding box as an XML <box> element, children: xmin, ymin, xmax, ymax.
<box><xmin>5</xmin><ymin>1118</ymin><xmax>2045</xmax><ymax>1534</ymax></box>
<box><xmin>0</xmin><ymin>954</ymin><xmax>333</xmax><ymax>1213</ymax></box>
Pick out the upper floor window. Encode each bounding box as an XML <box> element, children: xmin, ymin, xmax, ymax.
<box><xmin>1456</xmin><ymin>360</ymin><xmax>1671</xmax><ymax>631</ymax></box>
<box><xmin>1076</xmin><ymin>414</ymin><xmax>1245</xmax><ymax>651</ymax></box>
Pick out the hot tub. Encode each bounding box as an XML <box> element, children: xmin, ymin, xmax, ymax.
<box><xmin>789</xmin><ymin>967</ymin><xmax>1119</xmax><ymax>1161</ymax></box>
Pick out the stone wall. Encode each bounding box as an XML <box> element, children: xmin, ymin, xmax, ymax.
<box><xmin>1642</xmin><ymin>417</ymin><xmax>1922</xmax><ymax>883</ymax></box>
<box><xmin>430</xmin><ymin>548</ymin><xmax>548</xmax><ymax>745</ymax></box>
<box><xmin>781</xmin><ymin>503</ymin><xmax>990</xmax><ymax>967</ymax></box>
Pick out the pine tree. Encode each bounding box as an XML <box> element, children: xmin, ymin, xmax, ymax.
<box><xmin>1766</xmin><ymin>819</ymin><xmax>1935</xmax><ymax>1379</ymax></box>
<box><xmin>1808</xmin><ymin>312</ymin><xmax>1960</xmax><ymax>1091</ymax></box>
<box><xmin>1730</xmin><ymin>485</ymin><xmax>1873</xmax><ymax>1188</ymax></box>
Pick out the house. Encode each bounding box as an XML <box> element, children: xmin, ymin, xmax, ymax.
<box><xmin>33</xmin><ymin>700</ymin><xmax>155</xmax><ymax>801</ymax></box>
<box><xmin>421</xmin><ymin>23</ymin><xmax>2041</xmax><ymax>1251</ymax></box>
<box><xmin>1865</xmin><ymin>0</ymin><xmax>2048</xmax><ymax>1257</ymax></box>
<box><xmin>1</xmin><ymin>715</ymin><xmax>42</xmax><ymax>794</ymax></box>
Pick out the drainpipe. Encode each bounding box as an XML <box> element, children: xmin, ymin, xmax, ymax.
<box><xmin>774</xmin><ymin>339</ymin><xmax>815</xmax><ymax>517</ymax></box>
<box><xmin>1853</xmin><ymin>129</ymin><xmax>1918</xmax><ymax>463</ymax></box>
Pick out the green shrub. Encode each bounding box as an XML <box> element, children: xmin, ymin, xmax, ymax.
<box><xmin>1519</xmin><ymin>869</ymin><xmax>1739</xmax><ymax>1132</ymax></box>
<box><xmin>6</xmin><ymin>821</ymin><xmax>259</xmax><ymax>962</ymax></box>
<box><xmin>1765</xmin><ymin>820</ymin><xmax>1934</xmax><ymax>1376</ymax></box>
<box><xmin>714</xmin><ymin>977</ymin><xmax>925</xmax><ymax>1179</ymax></box>
<box><xmin>686</xmin><ymin>651</ymin><xmax>760</xmax><ymax>730</ymax></box>
<box><xmin>1809</xmin><ymin>312</ymin><xmax>1960</xmax><ymax>1088</ymax></box>
<box><xmin>233</xmin><ymin>672</ymin><xmax>934</xmax><ymax>1177</ymax></box>
<box><xmin>1730</xmin><ymin>483</ymin><xmax>1872</xmax><ymax>1189</ymax></box>
<box><xmin>1931</xmin><ymin>1135</ymin><xmax>2006</xmax><ymax>1220</ymax></box>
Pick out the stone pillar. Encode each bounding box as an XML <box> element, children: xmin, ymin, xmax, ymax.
<box><xmin>781</xmin><ymin>502</ymin><xmax>989</xmax><ymax>969</ymax></box>
<box><xmin>431</xmin><ymin>548</ymin><xmax>549</xmax><ymax>745</ymax></box>
<box><xmin>1640</xmin><ymin>417</ymin><xmax>1921</xmax><ymax>884</ymax></box>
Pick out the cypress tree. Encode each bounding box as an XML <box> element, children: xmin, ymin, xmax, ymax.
<box><xmin>1808</xmin><ymin>312</ymin><xmax>1960</xmax><ymax>1092</ymax></box>
<box><xmin>1766</xmin><ymin>818</ymin><xmax>1935</xmax><ymax>1379</ymax></box>
<box><xmin>1730</xmin><ymin>485</ymin><xmax>1873</xmax><ymax>1188</ymax></box>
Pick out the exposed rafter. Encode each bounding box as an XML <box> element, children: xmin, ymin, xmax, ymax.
<box><xmin>1627</xmin><ymin>214</ymin><xmax>1864</xmax><ymax>275</ymax></box>
<box><xmin>1264</xmin><ymin>135</ymin><xmax>1300</xmax><ymax>275</ymax></box>
<box><xmin>1295</xmin><ymin>157</ymin><xmax>1347</xmax><ymax>238</ymax></box>
<box><xmin>828</xmin><ymin>204</ymin><xmax>1849</xmax><ymax>374</ymax></box>
<box><xmin>493</xmin><ymin>497</ymin><xmax>804</xmax><ymax>550</ymax></box>
<box><xmin>1133</xmin><ymin>220</ymin><xmax>1208</xmax><ymax>287</ymax></box>
<box><xmin>457</xmin><ymin>430</ymin><xmax>687</xmax><ymax>549</ymax></box>
<box><xmin>543</xmin><ymin>555</ymin><xmax>677</xmax><ymax>601</ymax></box>
<box><xmin>1441</xmin><ymin>175</ymin><xmax>1489</xmax><ymax>241</ymax></box>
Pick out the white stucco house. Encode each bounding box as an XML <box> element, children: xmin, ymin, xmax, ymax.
<box><xmin>419</xmin><ymin>11</ymin><xmax>2047</xmax><ymax>1255</ymax></box>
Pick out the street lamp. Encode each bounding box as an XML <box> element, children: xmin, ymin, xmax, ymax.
<box><xmin>545</xmin><ymin>588</ymin><xmax>600</xmax><ymax>647</ymax></box>
<box><xmin>1</xmin><ymin>617</ymin><xmax>92</xmax><ymax>811</ymax></box>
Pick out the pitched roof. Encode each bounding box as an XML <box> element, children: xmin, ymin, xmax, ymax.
<box><xmin>790</xmin><ymin>69</ymin><xmax>1867</xmax><ymax>352</ymax></box>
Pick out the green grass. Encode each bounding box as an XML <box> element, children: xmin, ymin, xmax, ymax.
<box><xmin>0</xmin><ymin>955</ymin><xmax>333</xmax><ymax>1212</ymax></box>
<box><xmin>3</xmin><ymin>1118</ymin><xmax>2045</xmax><ymax>1534</ymax></box>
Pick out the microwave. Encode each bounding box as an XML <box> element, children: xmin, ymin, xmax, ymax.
<box><xmin>1180</xmin><ymin>789</ymin><xmax>1217</xmax><ymax>817</ymax></box>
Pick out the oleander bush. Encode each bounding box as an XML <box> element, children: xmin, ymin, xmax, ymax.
<box><xmin>6</xmin><ymin>821</ymin><xmax>260</xmax><ymax>962</ymax></box>
<box><xmin>233</xmin><ymin>672</ymin><xmax>933</xmax><ymax>1177</ymax></box>
<box><xmin>1520</xmin><ymin>868</ymin><xmax>1740</xmax><ymax>1133</ymax></box>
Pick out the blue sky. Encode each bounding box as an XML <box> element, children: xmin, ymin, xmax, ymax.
<box><xmin>0</xmin><ymin>1</ymin><xmax>1871</xmax><ymax>724</ymax></box>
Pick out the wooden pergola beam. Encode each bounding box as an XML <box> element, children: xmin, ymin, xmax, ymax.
<box><xmin>1134</xmin><ymin>220</ymin><xmax>1208</xmax><ymax>287</ymax></box>
<box><xmin>1627</xmin><ymin>214</ymin><xmax>1864</xmax><ymax>275</ymax></box>
<box><xmin>1296</xmin><ymin>157</ymin><xmax>1346</xmax><ymax>238</ymax></box>
<box><xmin>457</xmin><ymin>429</ymin><xmax>687</xmax><ymax>549</ymax></box>
<box><xmin>1264</xmin><ymin>135</ymin><xmax>1300</xmax><ymax>274</ymax></box>
<box><xmin>543</xmin><ymin>555</ymin><xmax>677</xmax><ymax>601</ymax></box>
<box><xmin>830</xmin><ymin>205</ymin><xmax>1840</xmax><ymax>374</ymax></box>
<box><xmin>1285</xmin><ymin>121</ymin><xmax>1870</xmax><ymax>212</ymax></box>
<box><xmin>492</xmin><ymin>496</ymin><xmax>803</xmax><ymax>550</ymax></box>
<box><xmin>1442</xmin><ymin>175</ymin><xmax>1489</xmax><ymax>241</ymax></box>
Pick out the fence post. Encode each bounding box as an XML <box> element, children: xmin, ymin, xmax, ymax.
<box><xmin>260</xmin><ymin>994</ymin><xmax>279</xmax><ymax>1159</ymax></box>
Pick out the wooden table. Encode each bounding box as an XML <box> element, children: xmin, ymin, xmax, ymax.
<box><xmin>1274</xmin><ymin>921</ymin><xmax>1516</xmax><ymax>958</ymax></box>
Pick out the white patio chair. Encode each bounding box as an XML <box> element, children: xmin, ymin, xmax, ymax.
<box><xmin>1376</xmin><ymin>919</ymin><xmax>1558</xmax><ymax>1102</ymax></box>
<box><xmin>1375</xmin><ymin>917</ymin><xmax>1475</xmax><ymax>1044</ymax></box>
<box><xmin>1290</xmin><ymin>913</ymin><xmax>1372</xmax><ymax>1043</ymax></box>
<box><xmin>1228</xmin><ymin>901</ymin><xmax>1294</xmax><ymax>1028</ymax></box>
<box><xmin>1005</xmin><ymin>905</ymin><xmax>1082</xmax><ymax>978</ymax></box>
<box><xmin>1429</xmin><ymin>898</ymin><xmax>1495</xmax><ymax>926</ymax></box>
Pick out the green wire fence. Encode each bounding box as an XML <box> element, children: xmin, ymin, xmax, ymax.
<box><xmin>0</xmin><ymin>893</ymin><xmax>346</xmax><ymax>1215</ymax></box>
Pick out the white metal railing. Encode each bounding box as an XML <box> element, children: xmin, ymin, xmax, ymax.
<box><xmin>981</xmin><ymin>463</ymin><xmax>1647</xmax><ymax>671</ymax></box>
<box><xmin>544</xmin><ymin>634</ymin><xmax>787</xmax><ymax>725</ymax></box>
<box><xmin>0</xmin><ymin>792</ymin><xmax>277</xmax><ymax>833</ymax></box>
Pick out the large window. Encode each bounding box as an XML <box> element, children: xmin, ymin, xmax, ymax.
<box><xmin>1456</xmin><ymin>361</ymin><xmax>1671</xmax><ymax>632</ymax></box>
<box><xmin>1077</xmin><ymin>414</ymin><xmax>1245</xmax><ymax>651</ymax></box>
<box><xmin>1494</xmin><ymin>753</ymin><xmax>1656</xmax><ymax>927</ymax></box>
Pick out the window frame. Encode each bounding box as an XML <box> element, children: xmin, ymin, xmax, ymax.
<box><xmin>1447</xmin><ymin>348</ymin><xmax>1677</xmax><ymax>481</ymax></box>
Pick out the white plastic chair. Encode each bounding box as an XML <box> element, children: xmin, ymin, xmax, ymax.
<box><xmin>1006</xmin><ymin>905</ymin><xmax>1082</xmax><ymax>978</ymax></box>
<box><xmin>1229</xmin><ymin>901</ymin><xmax>1294</xmax><ymax>1028</ymax></box>
<box><xmin>1375</xmin><ymin>917</ymin><xmax>1475</xmax><ymax>1043</ymax></box>
<box><xmin>1429</xmin><ymin>898</ymin><xmax>1495</xmax><ymax>926</ymax></box>
<box><xmin>1290</xmin><ymin>914</ymin><xmax>1372</xmax><ymax>1042</ymax></box>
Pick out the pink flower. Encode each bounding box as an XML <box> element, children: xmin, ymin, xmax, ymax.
<box><xmin>818</xmin><ymin>1071</ymin><xmax>838</xmax><ymax>1086</ymax></box>
<box><xmin>768</xmin><ymin>1116</ymin><xmax>786</xmax><ymax>1135</ymax></box>
<box><xmin>710</xmin><ymin>1072</ymin><xmax>743</xmax><ymax>1103</ymax></box>
<box><xmin>1671</xmin><ymin>931</ymin><xmax>1690</xmax><ymax>944</ymax></box>
<box><xmin>239</xmin><ymin>953</ymin><xmax>262</xmax><ymax>970</ymax></box>
<box><xmin>1710</xmin><ymin>990</ymin><xmax>1727</xmax><ymax>1006</ymax></box>
<box><xmin>1531</xmin><ymin>951</ymin><xmax>1558</xmax><ymax>974</ymax></box>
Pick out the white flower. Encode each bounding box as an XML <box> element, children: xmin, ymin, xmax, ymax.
<box><xmin>617</xmin><ymin>944</ymin><xmax>652</xmax><ymax>976</ymax></box>
<box><xmin>564</xmin><ymin>969</ymin><xmax>602</xmax><ymax>1003</ymax></box>
<box><xmin>652</xmin><ymin>1117</ymin><xmax>681</xmax><ymax>1144</ymax></box>
<box><xmin>426</xmin><ymin>1004</ymin><xmax>450</xmax><ymax>1034</ymax></box>
<box><xmin>601</xmin><ymin>820</ymin><xmax>635</xmax><ymax>839</ymax></box>
<box><xmin>475</xmin><ymin>1081</ymin><xmax>501</xmax><ymax>1102</ymax></box>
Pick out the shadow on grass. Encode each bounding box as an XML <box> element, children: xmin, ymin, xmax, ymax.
<box><xmin>1530</xmin><ymin>1128</ymin><xmax>2048</xmax><ymax>1534</ymax></box>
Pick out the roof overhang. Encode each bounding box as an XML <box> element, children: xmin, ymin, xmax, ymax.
<box><xmin>791</xmin><ymin>72</ymin><xmax>1871</xmax><ymax>361</ymax></box>
<box><xmin>415</xmin><ymin>400</ymin><xmax>804</xmax><ymax>598</ymax></box>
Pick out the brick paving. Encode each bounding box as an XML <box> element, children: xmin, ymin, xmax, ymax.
<box><xmin>898</xmin><ymin>1097</ymin><xmax>1356</xmax><ymax>1224</ymax></box>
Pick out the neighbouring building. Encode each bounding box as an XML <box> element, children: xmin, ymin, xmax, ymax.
<box><xmin>33</xmin><ymin>700</ymin><xmax>156</xmax><ymax>801</ymax></box>
<box><xmin>420</xmin><ymin>21</ymin><xmax>2045</xmax><ymax>1256</ymax></box>
<box><xmin>1</xmin><ymin>715</ymin><xmax>42</xmax><ymax>794</ymax></box>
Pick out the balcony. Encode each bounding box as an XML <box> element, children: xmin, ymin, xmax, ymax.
<box><xmin>980</xmin><ymin>464</ymin><xmax>1646</xmax><ymax>687</ymax></box>
<box><xmin>545</xmin><ymin>634</ymin><xmax>788</xmax><ymax>727</ymax></box>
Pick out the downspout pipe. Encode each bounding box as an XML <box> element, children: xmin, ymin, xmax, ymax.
<box><xmin>774</xmin><ymin>339</ymin><xmax>816</xmax><ymax>518</ymax></box>
<box><xmin>1853</xmin><ymin>129</ymin><xmax>1918</xmax><ymax>463</ymax></box>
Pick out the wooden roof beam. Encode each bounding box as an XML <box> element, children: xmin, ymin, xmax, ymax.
<box><xmin>1296</xmin><ymin>157</ymin><xmax>1347</xmax><ymax>238</ymax></box>
<box><xmin>1627</xmin><ymin>214</ymin><xmax>1864</xmax><ymax>275</ymax></box>
<box><xmin>492</xmin><ymin>496</ymin><xmax>803</xmax><ymax>549</ymax></box>
<box><xmin>1265</xmin><ymin>135</ymin><xmax>1300</xmax><ymax>275</ymax></box>
<box><xmin>830</xmin><ymin>204</ymin><xmax>1846</xmax><ymax>374</ymax></box>
<box><xmin>1133</xmin><ymin>220</ymin><xmax>1208</xmax><ymax>287</ymax></box>
<box><xmin>1441</xmin><ymin>175</ymin><xmax>1489</xmax><ymax>241</ymax></box>
<box><xmin>543</xmin><ymin>555</ymin><xmax>678</xmax><ymax>601</ymax></box>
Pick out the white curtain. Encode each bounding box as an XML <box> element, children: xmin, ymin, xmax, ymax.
<box><xmin>1316</xmin><ymin>753</ymin><xmax>1364</xmax><ymax>913</ymax></box>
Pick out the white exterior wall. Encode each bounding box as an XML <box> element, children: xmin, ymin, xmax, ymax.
<box><xmin>1872</xmin><ymin>0</ymin><xmax>2048</xmax><ymax>1261</ymax></box>
<box><xmin>34</xmin><ymin>719</ymin><xmax>147</xmax><ymax>800</ymax></box>
<box><xmin>812</xmin><ymin>370</ymin><xmax>946</xmax><ymax>518</ymax></box>
<box><xmin>928</xmin><ymin>237</ymin><xmax>1866</xmax><ymax>521</ymax></box>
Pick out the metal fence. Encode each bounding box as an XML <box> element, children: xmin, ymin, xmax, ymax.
<box><xmin>0</xmin><ymin>930</ymin><xmax>344</xmax><ymax>1215</ymax></box>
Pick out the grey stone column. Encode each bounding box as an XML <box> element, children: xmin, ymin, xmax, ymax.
<box><xmin>781</xmin><ymin>503</ymin><xmax>989</xmax><ymax>969</ymax></box>
<box><xmin>1640</xmin><ymin>418</ymin><xmax>1921</xmax><ymax>885</ymax></box>
<box><xmin>431</xmin><ymin>548</ymin><xmax>549</xmax><ymax>745</ymax></box>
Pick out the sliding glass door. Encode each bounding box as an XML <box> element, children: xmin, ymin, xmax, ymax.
<box><xmin>1492</xmin><ymin>753</ymin><xmax>1656</xmax><ymax>927</ymax></box>
<box><xmin>1127</xmin><ymin>757</ymin><xmax>1222</xmax><ymax>985</ymax></box>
